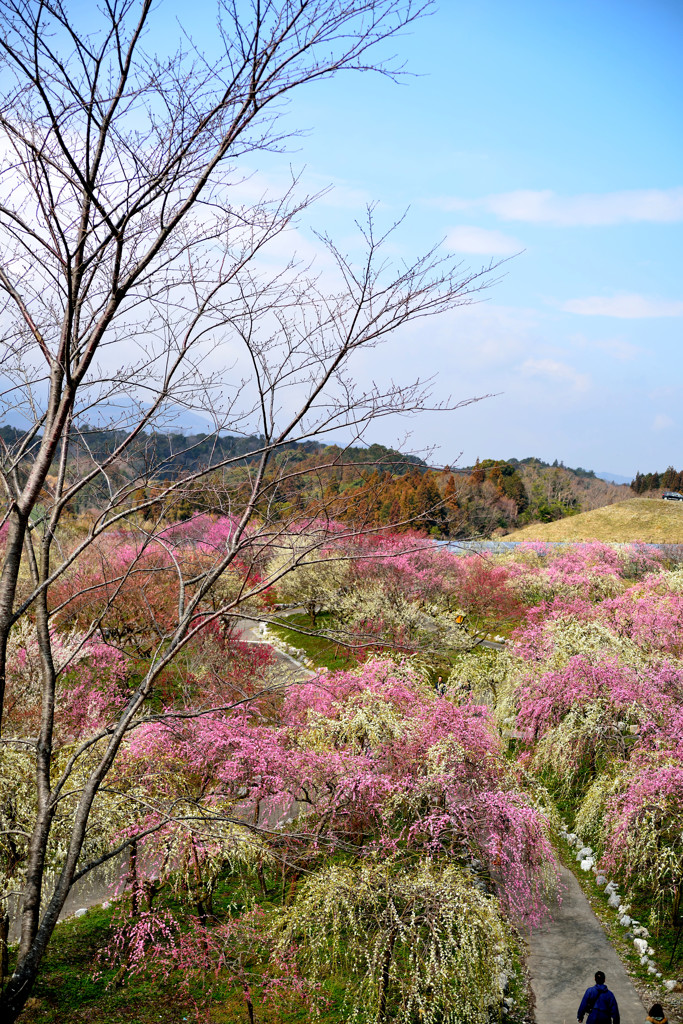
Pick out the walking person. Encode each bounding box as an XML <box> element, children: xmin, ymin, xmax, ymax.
<box><xmin>646</xmin><ymin>1004</ymin><xmax>668</xmax><ymax>1024</ymax></box>
<box><xmin>577</xmin><ymin>971</ymin><xmax>620</xmax><ymax>1024</ymax></box>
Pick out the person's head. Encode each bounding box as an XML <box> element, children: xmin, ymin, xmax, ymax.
<box><xmin>594</xmin><ymin>971</ymin><xmax>606</xmax><ymax>986</ymax></box>
<box><xmin>648</xmin><ymin>1004</ymin><xmax>665</xmax><ymax>1019</ymax></box>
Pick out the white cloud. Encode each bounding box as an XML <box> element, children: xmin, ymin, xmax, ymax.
<box><xmin>568</xmin><ymin>332</ymin><xmax>641</xmax><ymax>360</ymax></box>
<box><xmin>653</xmin><ymin>414</ymin><xmax>675</xmax><ymax>431</ymax></box>
<box><xmin>648</xmin><ymin>385</ymin><xmax>679</xmax><ymax>401</ymax></box>
<box><xmin>594</xmin><ymin>338</ymin><xmax>641</xmax><ymax>360</ymax></box>
<box><xmin>561</xmin><ymin>294</ymin><xmax>683</xmax><ymax>318</ymax></box>
<box><xmin>520</xmin><ymin>358</ymin><xmax>591</xmax><ymax>392</ymax></box>
<box><xmin>396</xmin><ymin>302</ymin><xmax>541</xmax><ymax>370</ymax></box>
<box><xmin>445</xmin><ymin>225</ymin><xmax>522</xmax><ymax>255</ymax></box>
<box><xmin>438</xmin><ymin>187</ymin><xmax>683</xmax><ymax>226</ymax></box>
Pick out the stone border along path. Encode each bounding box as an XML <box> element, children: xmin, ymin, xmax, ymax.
<box><xmin>527</xmin><ymin>863</ymin><xmax>647</xmax><ymax>1024</ymax></box>
<box><xmin>249</xmin><ymin>611</ymin><xmax>650</xmax><ymax>1023</ymax></box>
<box><xmin>248</xmin><ymin>613</ymin><xmax>670</xmax><ymax>1022</ymax></box>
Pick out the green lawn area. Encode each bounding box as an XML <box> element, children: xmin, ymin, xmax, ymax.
<box><xmin>506</xmin><ymin>497</ymin><xmax>683</xmax><ymax>543</ymax></box>
<box><xmin>269</xmin><ymin>611</ymin><xmax>515</xmax><ymax>676</ymax></box>
<box><xmin>269</xmin><ymin>612</ymin><xmax>358</xmax><ymax>671</ymax></box>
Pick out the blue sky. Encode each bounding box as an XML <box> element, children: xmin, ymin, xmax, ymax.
<box><xmin>65</xmin><ymin>0</ymin><xmax>683</xmax><ymax>476</ymax></box>
<box><xmin>226</xmin><ymin>0</ymin><xmax>681</xmax><ymax>477</ymax></box>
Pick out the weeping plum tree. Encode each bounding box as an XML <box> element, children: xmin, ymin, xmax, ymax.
<box><xmin>282</xmin><ymin>860</ymin><xmax>514</xmax><ymax>1024</ymax></box>
<box><xmin>0</xmin><ymin>0</ymin><xmax>497</xmax><ymax>1017</ymax></box>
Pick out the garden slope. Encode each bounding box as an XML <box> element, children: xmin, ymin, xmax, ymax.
<box><xmin>505</xmin><ymin>498</ymin><xmax>683</xmax><ymax>543</ymax></box>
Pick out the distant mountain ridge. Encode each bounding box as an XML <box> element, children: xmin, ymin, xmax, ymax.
<box><xmin>595</xmin><ymin>471</ymin><xmax>632</xmax><ymax>485</ymax></box>
<box><xmin>457</xmin><ymin>456</ymin><xmax>599</xmax><ymax>481</ymax></box>
<box><xmin>457</xmin><ymin>458</ymin><xmax>634</xmax><ymax>489</ymax></box>
<box><xmin>0</xmin><ymin>426</ymin><xmax>625</xmax><ymax>487</ymax></box>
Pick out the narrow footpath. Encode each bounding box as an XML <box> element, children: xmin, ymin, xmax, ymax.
<box><xmin>9</xmin><ymin>621</ymin><xmax>309</xmax><ymax>941</ymax></box>
<box><xmin>528</xmin><ymin>864</ymin><xmax>646</xmax><ymax>1024</ymax></box>
<box><xmin>236</xmin><ymin>614</ymin><xmax>314</xmax><ymax>678</ymax></box>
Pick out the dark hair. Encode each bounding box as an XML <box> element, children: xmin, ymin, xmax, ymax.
<box><xmin>649</xmin><ymin>1005</ymin><xmax>665</xmax><ymax>1018</ymax></box>
<box><xmin>595</xmin><ymin>971</ymin><xmax>606</xmax><ymax>985</ymax></box>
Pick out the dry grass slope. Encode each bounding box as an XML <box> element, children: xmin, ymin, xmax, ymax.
<box><xmin>506</xmin><ymin>498</ymin><xmax>683</xmax><ymax>543</ymax></box>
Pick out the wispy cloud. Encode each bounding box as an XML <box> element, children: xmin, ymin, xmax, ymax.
<box><xmin>594</xmin><ymin>338</ymin><xmax>641</xmax><ymax>360</ymax></box>
<box><xmin>438</xmin><ymin>187</ymin><xmax>683</xmax><ymax>226</ymax></box>
<box><xmin>569</xmin><ymin>333</ymin><xmax>641</xmax><ymax>360</ymax></box>
<box><xmin>561</xmin><ymin>294</ymin><xmax>683</xmax><ymax>318</ymax></box>
<box><xmin>520</xmin><ymin>358</ymin><xmax>591</xmax><ymax>392</ymax></box>
<box><xmin>445</xmin><ymin>225</ymin><xmax>522</xmax><ymax>254</ymax></box>
<box><xmin>653</xmin><ymin>414</ymin><xmax>675</xmax><ymax>431</ymax></box>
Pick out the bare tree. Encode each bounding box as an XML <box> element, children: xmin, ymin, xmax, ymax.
<box><xmin>0</xmin><ymin>1</ymin><xmax>495</xmax><ymax>1017</ymax></box>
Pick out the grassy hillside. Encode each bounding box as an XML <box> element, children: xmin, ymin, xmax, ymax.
<box><xmin>505</xmin><ymin>497</ymin><xmax>683</xmax><ymax>543</ymax></box>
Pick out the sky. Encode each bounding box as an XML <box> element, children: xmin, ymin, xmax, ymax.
<box><xmin>218</xmin><ymin>0</ymin><xmax>682</xmax><ymax>478</ymax></box>
<box><xmin>28</xmin><ymin>0</ymin><xmax>683</xmax><ymax>477</ymax></box>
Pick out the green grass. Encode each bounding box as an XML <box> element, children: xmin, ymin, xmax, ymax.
<box><xmin>14</xmin><ymin>903</ymin><xmax>186</xmax><ymax>1024</ymax></box>
<box><xmin>269</xmin><ymin>612</ymin><xmax>358</xmax><ymax>671</ymax></box>
<box><xmin>270</xmin><ymin>612</ymin><xmax>515</xmax><ymax>680</ymax></box>
<box><xmin>14</xmin><ymin>872</ymin><xmax>347</xmax><ymax>1024</ymax></box>
<box><xmin>506</xmin><ymin>497</ymin><xmax>683</xmax><ymax>543</ymax></box>
<box><xmin>13</xmin><ymin>861</ymin><xmax>531</xmax><ymax>1024</ymax></box>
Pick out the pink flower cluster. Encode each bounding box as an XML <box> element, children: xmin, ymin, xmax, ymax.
<box><xmin>122</xmin><ymin>658</ymin><xmax>556</xmax><ymax>927</ymax></box>
<box><xmin>504</xmin><ymin>542</ymin><xmax>683</xmax><ymax>913</ymax></box>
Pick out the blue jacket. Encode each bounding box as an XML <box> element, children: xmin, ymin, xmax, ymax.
<box><xmin>578</xmin><ymin>984</ymin><xmax>620</xmax><ymax>1024</ymax></box>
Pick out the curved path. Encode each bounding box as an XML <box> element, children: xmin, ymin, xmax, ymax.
<box><xmin>235</xmin><ymin>614</ymin><xmax>314</xmax><ymax>678</ymax></box>
<box><xmin>9</xmin><ymin>623</ymin><xmax>309</xmax><ymax>941</ymax></box>
<box><xmin>527</xmin><ymin>864</ymin><xmax>646</xmax><ymax>1024</ymax></box>
<box><xmin>254</xmin><ymin>612</ymin><xmax>648</xmax><ymax>1024</ymax></box>
<box><xmin>15</xmin><ymin>616</ymin><xmax>649</xmax><ymax>1024</ymax></box>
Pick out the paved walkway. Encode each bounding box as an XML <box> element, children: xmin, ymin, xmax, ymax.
<box><xmin>527</xmin><ymin>864</ymin><xmax>646</xmax><ymax>1024</ymax></box>
<box><xmin>235</xmin><ymin>614</ymin><xmax>314</xmax><ymax>678</ymax></box>
<box><xmin>9</xmin><ymin>619</ymin><xmax>309</xmax><ymax>941</ymax></box>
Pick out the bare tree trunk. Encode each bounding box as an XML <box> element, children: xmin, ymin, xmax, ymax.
<box><xmin>377</xmin><ymin>929</ymin><xmax>397</xmax><ymax>1024</ymax></box>
<box><xmin>0</xmin><ymin>514</ymin><xmax>29</xmax><ymax>725</ymax></box>
<box><xmin>128</xmin><ymin>842</ymin><xmax>140</xmax><ymax>918</ymax></box>
<box><xmin>190</xmin><ymin>843</ymin><xmax>207</xmax><ymax>927</ymax></box>
<box><xmin>0</xmin><ymin>2</ymin><xmax>494</xmax><ymax>1018</ymax></box>
<box><xmin>243</xmin><ymin>984</ymin><xmax>255</xmax><ymax>1024</ymax></box>
<box><xmin>17</xmin><ymin>571</ymin><xmax>59</xmax><ymax>960</ymax></box>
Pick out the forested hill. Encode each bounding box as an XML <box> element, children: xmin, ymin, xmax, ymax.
<box><xmin>0</xmin><ymin>425</ymin><xmax>627</xmax><ymax>538</ymax></box>
<box><xmin>353</xmin><ymin>457</ymin><xmax>628</xmax><ymax>539</ymax></box>
<box><xmin>0</xmin><ymin>425</ymin><xmax>425</xmax><ymax>476</ymax></box>
<box><xmin>467</xmin><ymin>456</ymin><xmax>598</xmax><ymax>480</ymax></box>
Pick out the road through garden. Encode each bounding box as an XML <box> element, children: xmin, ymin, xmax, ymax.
<box><xmin>527</xmin><ymin>863</ymin><xmax>646</xmax><ymax>1024</ymax></box>
<box><xmin>13</xmin><ymin>617</ymin><xmax>650</xmax><ymax>1023</ymax></box>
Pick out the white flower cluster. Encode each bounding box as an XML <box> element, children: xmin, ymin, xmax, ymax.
<box><xmin>558</xmin><ymin>825</ymin><xmax>678</xmax><ymax>988</ymax></box>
